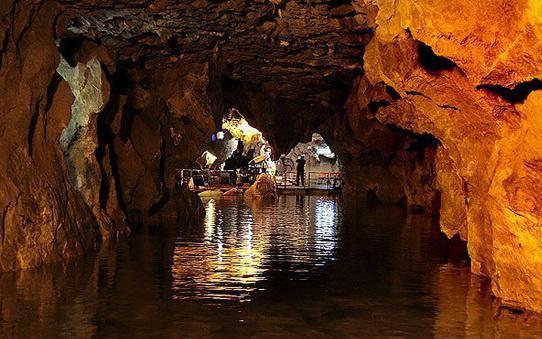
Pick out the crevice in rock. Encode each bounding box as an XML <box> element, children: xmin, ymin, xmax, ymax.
<box><xmin>27</xmin><ymin>97</ymin><xmax>41</xmax><ymax>156</ymax></box>
<box><xmin>368</xmin><ymin>99</ymin><xmax>390</xmax><ymax>114</ymax></box>
<box><xmin>166</xmin><ymin>36</ymin><xmax>182</xmax><ymax>55</ymax></box>
<box><xmin>386</xmin><ymin>124</ymin><xmax>441</xmax><ymax>213</ymax></box>
<box><xmin>406</xmin><ymin>90</ymin><xmax>431</xmax><ymax>99</ymax></box>
<box><xmin>385</xmin><ymin>85</ymin><xmax>401</xmax><ymax>100</ymax></box>
<box><xmin>405</xmin><ymin>131</ymin><xmax>440</xmax><ymax>152</ymax></box>
<box><xmin>0</xmin><ymin>28</ymin><xmax>10</xmax><ymax>67</ymax></box>
<box><xmin>109</xmin><ymin>60</ymin><xmax>136</xmax><ymax>95</ymax></box>
<box><xmin>44</xmin><ymin>73</ymin><xmax>63</xmax><ymax>114</ymax></box>
<box><xmin>476</xmin><ymin>79</ymin><xmax>542</xmax><ymax>104</ymax></box>
<box><xmin>416</xmin><ymin>41</ymin><xmax>458</xmax><ymax>73</ymax></box>
<box><xmin>96</xmin><ymin>66</ymin><xmax>129</xmax><ymax>212</ymax></box>
<box><xmin>437</xmin><ymin>232</ymin><xmax>470</xmax><ymax>264</ymax></box>
<box><xmin>38</xmin><ymin>72</ymin><xmax>64</xmax><ymax>147</ymax></box>
<box><xmin>148</xmin><ymin>138</ymin><xmax>168</xmax><ymax>217</ymax></box>
<box><xmin>437</xmin><ymin>104</ymin><xmax>459</xmax><ymax>111</ymax></box>
<box><xmin>58</xmin><ymin>36</ymin><xmax>85</xmax><ymax>67</ymax></box>
<box><xmin>14</xmin><ymin>2</ymin><xmax>42</xmax><ymax>59</ymax></box>
<box><xmin>95</xmin><ymin>94</ymin><xmax>117</xmax><ymax>210</ymax></box>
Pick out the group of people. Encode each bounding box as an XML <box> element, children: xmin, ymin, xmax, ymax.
<box><xmin>220</xmin><ymin>138</ymin><xmax>308</xmax><ymax>187</ymax></box>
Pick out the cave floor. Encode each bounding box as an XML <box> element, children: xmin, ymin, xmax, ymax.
<box><xmin>1</xmin><ymin>196</ymin><xmax>541</xmax><ymax>337</ymax></box>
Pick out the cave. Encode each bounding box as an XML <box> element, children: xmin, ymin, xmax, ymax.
<box><xmin>2</xmin><ymin>0</ymin><xmax>542</xmax><ymax>336</ymax></box>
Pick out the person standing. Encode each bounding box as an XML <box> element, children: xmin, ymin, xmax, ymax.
<box><xmin>296</xmin><ymin>155</ymin><xmax>306</xmax><ymax>186</ymax></box>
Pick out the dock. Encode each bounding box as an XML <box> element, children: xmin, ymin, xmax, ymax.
<box><xmin>177</xmin><ymin>169</ymin><xmax>343</xmax><ymax>195</ymax></box>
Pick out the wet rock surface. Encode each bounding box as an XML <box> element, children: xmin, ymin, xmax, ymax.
<box><xmin>244</xmin><ymin>174</ymin><xmax>279</xmax><ymax>200</ymax></box>
<box><xmin>361</xmin><ymin>0</ymin><xmax>542</xmax><ymax>312</ymax></box>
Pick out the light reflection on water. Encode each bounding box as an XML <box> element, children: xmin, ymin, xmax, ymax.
<box><xmin>171</xmin><ymin>196</ymin><xmax>341</xmax><ymax>302</ymax></box>
<box><xmin>1</xmin><ymin>195</ymin><xmax>542</xmax><ymax>337</ymax></box>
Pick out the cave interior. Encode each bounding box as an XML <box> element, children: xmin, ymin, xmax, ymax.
<box><xmin>2</xmin><ymin>0</ymin><xmax>542</xmax><ymax>316</ymax></box>
<box><xmin>42</xmin><ymin>0</ymin><xmax>437</xmax><ymax>230</ymax></box>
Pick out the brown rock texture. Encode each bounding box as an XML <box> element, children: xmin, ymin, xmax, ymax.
<box><xmin>244</xmin><ymin>174</ymin><xmax>279</xmax><ymax>201</ymax></box>
<box><xmin>360</xmin><ymin>0</ymin><xmax>542</xmax><ymax>312</ymax></box>
<box><xmin>0</xmin><ymin>0</ymin><xmax>215</xmax><ymax>270</ymax></box>
<box><xmin>0</xmin><ymin>0</ymin><xmax>371</xmax><ymax>270</ymax></box>
<box><xmin>0</xmin><ymin>1</ymin><xmax>103</xmax><ymax>271</ymax></box>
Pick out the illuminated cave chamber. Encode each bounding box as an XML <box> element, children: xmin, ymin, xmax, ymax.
<box><xmin>197</xmin><ymin>108</ymin><xmax>272</xmax><ymax>170</ymax></box>
<box><xmin>0</xmin><ymin>0</ymin><xmax>444</xmax><ymax>271</ymax></box>
<box><xmin>281</xmin><ymin>133</ymin><xmax>341</xmax><ymax>174</ymax></box>
<box><xmin>0</xmin><ymin>0</ymin><xmax>447</xmax><ymax>269</ymax></box>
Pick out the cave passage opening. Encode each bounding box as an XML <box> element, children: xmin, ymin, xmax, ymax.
<box><xmin>52</xmin><ymin>27</ymin><xmax>452</xmax><ymax>249</ymax></box>
<box><xmin>190</xmin><ymin>105</ymin><xmax>343</xmax><ymax>192</ymax></box>
<box><xmin>34</xmin><ymin>0</ymin><xmax>470</xmax><ymax>304</ymax></box>
<box><xmin>196</xmin><ymin>108</ymin><xmax>272</xmax><ymax>171</ymax></box>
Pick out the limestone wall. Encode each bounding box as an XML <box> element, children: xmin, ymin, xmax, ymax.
<box><xmin>359</xmin><ymin>0</ymin><xmax>542</xmax><ymax>312</ymax></box>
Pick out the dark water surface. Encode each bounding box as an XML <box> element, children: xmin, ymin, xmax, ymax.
<box><xmin>1</xmin><ymin>195</ymin><xmax>541</xmax><ymax>338</ymax></box>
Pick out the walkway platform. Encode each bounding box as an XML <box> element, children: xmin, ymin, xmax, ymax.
<box><xmin>177</xmin><ymin>169</ymin><xmax>343</xmax><ymax>196</ymax></box>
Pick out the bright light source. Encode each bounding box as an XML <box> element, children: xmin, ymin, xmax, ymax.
<box><xmin>222</xmin><ymin>116</ymin><xmax>263</xmax><ymax>145</ymax></box>
<box><xmin>316</xmin><ymin>145</ymin><xmax>335</xmax><ymax>158</ymax></box>
<box><xmin>201</xmin><ymin>151</ymin><xmax>217</xmax><ymax>167</ymax></box>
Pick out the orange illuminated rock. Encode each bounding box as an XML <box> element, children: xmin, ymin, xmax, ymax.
<box><xmin>360</xmin><ymin>0</ymin><xmax>542</xmax><ymax>312</ymax></box>
<box><xmin>244</xmin><ymin>174</ymin><xmax>279</xmax><ymax>201</ymax></box>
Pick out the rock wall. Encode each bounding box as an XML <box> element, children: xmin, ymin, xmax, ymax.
<box><xmin>244</xmin><ymin>174</ymin><xmax>279</xmax><ymax>201</ymax></box>
<box><xmin>321</xmin><ymin>75</ymin><xmax>440</xmax><ymax>210</ymax></box>
<box><xmin>359</xmin><ymin>0</ymin><xmax>542</xmax><ymax>312</ymax></box>
<box><xmin>0</xmin><ymin>0</ymin><xmax>211</xmax><ymax>270</ymax></box>
<box><xmin>0</xmin><ymin>1</ymin><xmax>102</xmax><ymax>270</ymax></box>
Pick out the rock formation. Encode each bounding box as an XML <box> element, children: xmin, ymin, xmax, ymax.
<box><xmin>244</xmin><ymin>174</ymin><xmax>279</xmax><ymax>201</ymax></box>
<box><xmin>359</xmin><ymin>0</ymin><xmax>542</xmax><ymax>312</ymax></box>
<box><xmin>0</xmin><ymin>0</ymin><xmax>541</xmax><ymax>313</ymax></box>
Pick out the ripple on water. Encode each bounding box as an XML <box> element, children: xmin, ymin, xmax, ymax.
<box><xmin>2</xmin><ymin>195</ymin><xmax>542</xmax><ymax>337</ymax></box>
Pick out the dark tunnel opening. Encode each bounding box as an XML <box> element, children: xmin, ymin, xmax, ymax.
<box><xmin>476</xmin><ymin>78</ymin><xmax>542</xmax><ymax>104</ymax></box>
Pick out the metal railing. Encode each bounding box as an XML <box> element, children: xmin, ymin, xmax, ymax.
<box><xmin>176</xmin><ymin>169</ymin><xmax>239</xmax><ymax>188</ymax></box>
<box><xmin>276</xmin><ymin>171</ymin><xmax>343</xmax><ymax>189</ymax></box>
<box><xmin>176</xmin><ymin>169</ymin><xmax>344</xmax><ymax>191</ymax></box>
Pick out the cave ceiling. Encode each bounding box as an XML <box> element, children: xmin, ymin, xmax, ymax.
<box><xmin>54</xmin><ymin>0</ymin><xmax>370</xmax><ymax>108</ymax></box>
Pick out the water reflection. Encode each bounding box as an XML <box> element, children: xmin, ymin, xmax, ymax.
<box><xmin>1</xmin><ymin>196</ymin><xmax>542</xmax><ymax>337</ymax></box>
<box><xmin>171</xmin><ymin>196</ymin><xmax>341</xmax><ymax>302</ymax></box>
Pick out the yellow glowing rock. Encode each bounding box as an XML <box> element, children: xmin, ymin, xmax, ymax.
<box><xmin>361</xmin><ymin>0</ymin><xmax>542</xmax><ymax>312</ymax></box>
<box><xmin>364</xmin><ymin>0</ymin><xmax>542</xmax><ymax>85</ymax></box>
<box><xmin>222</xmin><ymin>117</ymin><xmax>264</xmax><ymax>145</ymax></box>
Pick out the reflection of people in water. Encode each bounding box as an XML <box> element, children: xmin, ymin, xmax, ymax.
<box><xmin>296</xmin><ymin>194</ymin><xmax>304</xmax><ymax>206</ymax></box>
